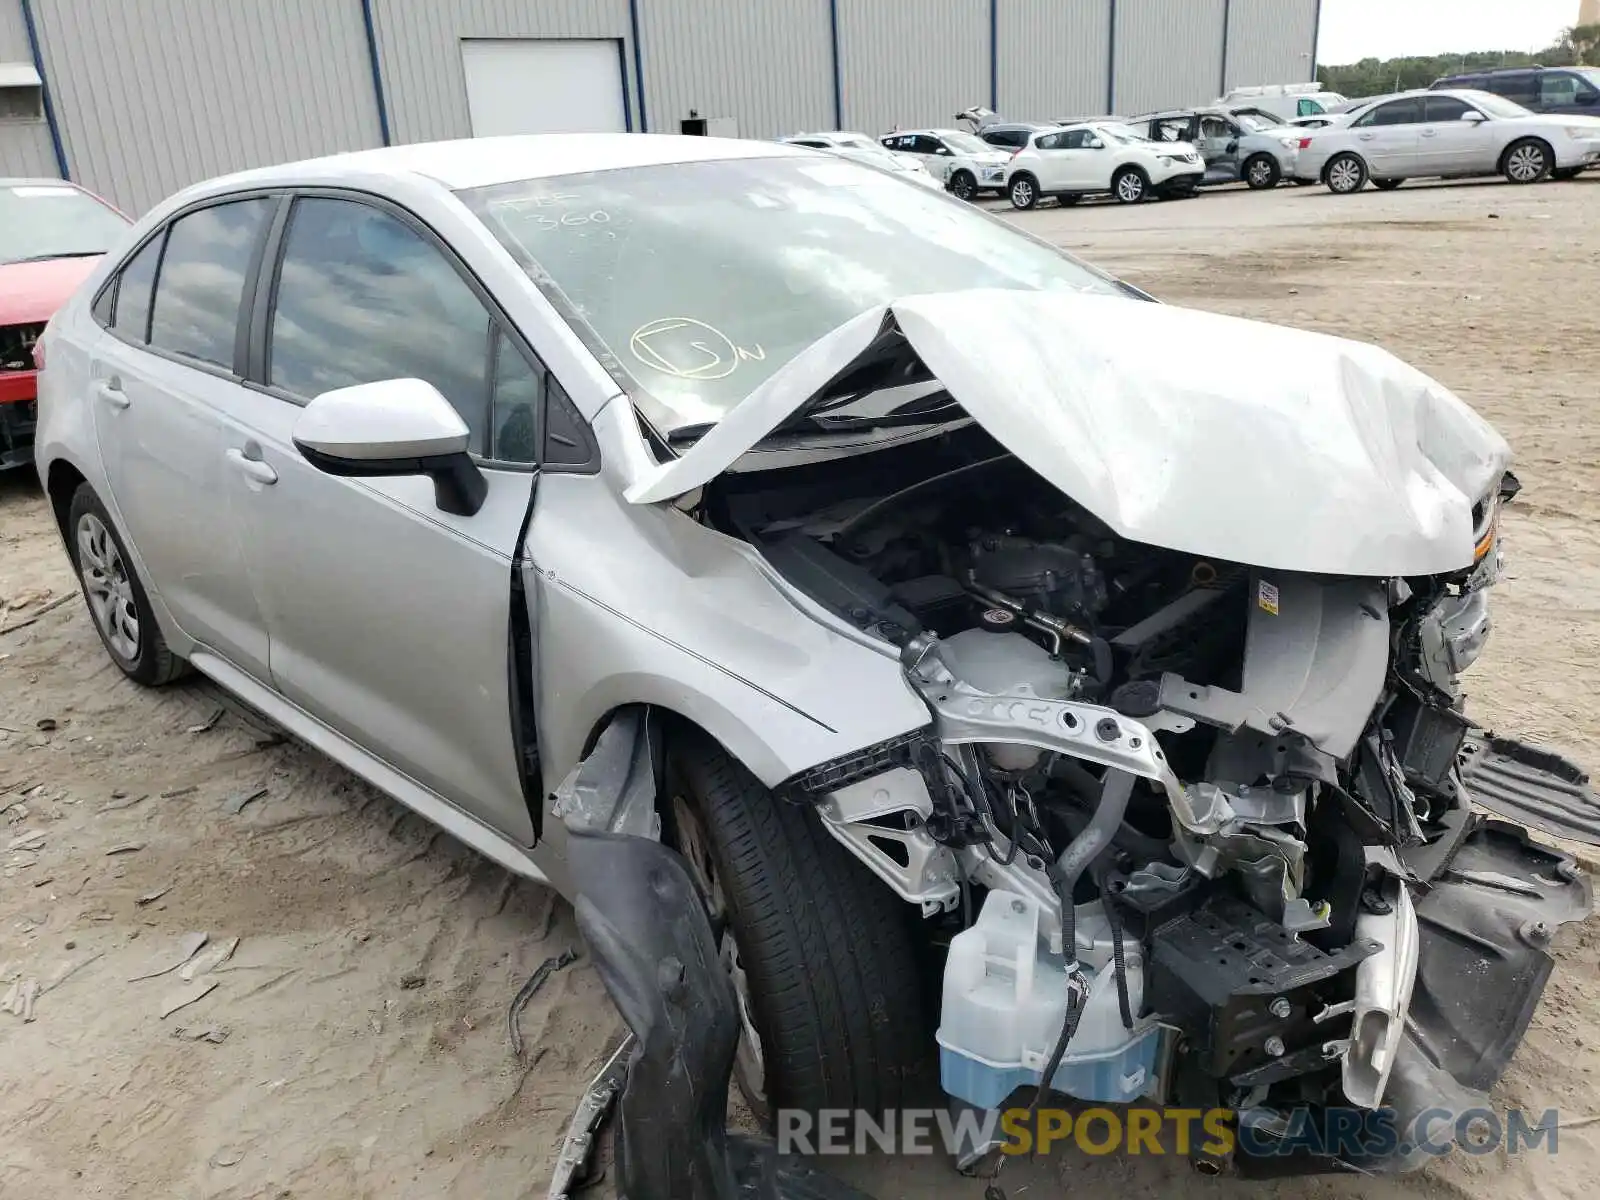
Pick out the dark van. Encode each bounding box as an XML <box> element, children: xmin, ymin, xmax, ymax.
<box><xmin>1430</xmin><ymin>67</ymin><xmax>1600</xmax><ymax>115</ymax></box>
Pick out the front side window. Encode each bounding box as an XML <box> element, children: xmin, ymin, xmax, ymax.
<box><xmin>1062</xmin><ymin>129</ymin><xmax>1095</xmax><ymax>149</ymax></box>
<box><xmin>1154</xmin><ymin>118</ymin><xmax>1189</xmax><ymax>142</ymax></box>
<box><xmin>267</xmin><ymin>197</ymin><xmax>494</xmax><ymax>453</ymax></box>
<box><xmin>1424</xmin><ymin>95</ymin><xmax>1476</xmax><ymax>122</ymax></box>
<box><xmin>1297</xmin><ymin>98</ymin><xmax>1323</xmax><ymax>116</ymax></box>
<box><xmin>463</xmin><ymin>156</ymin><xmax>1122</xmax><ymax>436</ymax></box>
<box><xmin>488</xmin><ymin>328</ymin><xmax>542</xmax><ymax>464</ymax></box>
<box><xmin>148</xmin><ymin>198</ymin><xmax>272</xmax><ymax>369</ymax></box>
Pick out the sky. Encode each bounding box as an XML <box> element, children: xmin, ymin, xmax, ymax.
<box><xmin>1317</xmin><ymin>0</ymin><xmax>1581</xmax><ymax>65</ymax></box>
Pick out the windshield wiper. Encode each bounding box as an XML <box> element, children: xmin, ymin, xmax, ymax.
<box><xmin>4</xmin><ymin>250</ymin><xmax>106</xmax><ymax>264</ymax></box>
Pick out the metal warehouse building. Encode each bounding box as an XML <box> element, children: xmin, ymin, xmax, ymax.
<box><xmin>2</xmin><ymin>0</ymin><xmax>1319</xmax><ymax>214</ymax></box>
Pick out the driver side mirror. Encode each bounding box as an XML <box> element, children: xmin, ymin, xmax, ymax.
<box><xmin>1085</xmin><ymin>137</ymin><xmax>1105</xmax><ymax>149</ymax></box>
<box><xmin>293</xmin><ymin>378</ymin><xmax>488</xmax><ymax>517</ymax></box>
<box><xmin>935</xmin><ymin>146</ymin><xmax>953</xmax><ymax>155</ymax></box>
<box><xmin>1461</xmin><ymin>111</ymin><xmax>1487</xmax><ymax>123</ymax></box>
<box><xmin>1225</xmin><ymin>139</ymin><xmax>1239</xmax><ymax>153</ymax></box>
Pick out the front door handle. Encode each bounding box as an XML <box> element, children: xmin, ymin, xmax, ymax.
<box><xmin>226</xmin><ymin>447</ymin><xmax>278</xmax><ymax>485</ymax></box>
<box><xmin>1357</xmin><ymin>132</ymin><xmax>1376</xmax><ymax>141</ymax></box>
<box><xmin>1421</xmin><ymin>129</ymin><xmax>1437</xmax><ymax>137</ymax></box>
<box><xmin>95</xmin><ymin>379</ymin><xmax>129</xmax><ymax>409</ymax></box>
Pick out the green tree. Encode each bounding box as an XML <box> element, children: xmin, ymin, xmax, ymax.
<box><xmin>1318</xmin><ymin>26</ymin><xmax>1600</xmax><ymax>97</ymax></box>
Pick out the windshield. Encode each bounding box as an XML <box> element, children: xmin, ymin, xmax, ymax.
<box><xmin>1464</xmin><ymin>91</ymin><xmax>1532</xmax><ymax>118</ymax></box>
<box><xmin>940</xmin><ymin>131</ymin><xmax>993</xmax><ymax>154</ymax></box>
<box><xmin>0</xmin><ymin>184</ymin><xmax>128</xmax><ymax>265</ymax></box>
<box><xmin>1099</xmin><ymin>124</ymin><xmax>1149</xmax><ymax>144</ymax></box>
<box><xmin>463</xmin><ymin>156</ymin><xmax>1122</xmax><ymax>434</ymax></box>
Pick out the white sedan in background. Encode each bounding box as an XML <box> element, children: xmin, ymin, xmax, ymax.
<box><xmin>1003</xmin><ymin>121</ymin><xmax>1204</xmax><ymax>208</ymax></box>
<box><xmin>779</xmin><ymin>132</ymin><xmax>944</xmax><ymax>189</ymax></box>
<box><xmin>879</xmin><ymin>129</ymin><xmax>1013</xmax><ymax>200</ymax></box>
<box><xmin>1295</xmin><ymin>88</ymin><xmax>1600</xmax><ymax>192</ymax></box>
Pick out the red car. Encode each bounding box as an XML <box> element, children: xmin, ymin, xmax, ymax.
<box><xmin>1</xmin><ymin>179</ymin><xmax>130</xmax><ymax>469</ymax></box>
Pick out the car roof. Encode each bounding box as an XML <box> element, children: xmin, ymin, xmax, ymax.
<box><xmin>892</xmin><ymin>129</ymin><xmax>966</xmax><ymax>138</ymax></box>
<box><xmin>1439</xmin><ymin>66</ymin><xmax>1545</xmax><ymax>78</ymax></box>
<box><xmin>191</xmin><ymin>133</ymin><xmax>804</xmax><ymax>195</ymax></box>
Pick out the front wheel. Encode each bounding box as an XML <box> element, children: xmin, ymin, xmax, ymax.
<box><xmin>665</xmin><ymin>733</ymin><xmax>931</xmax><ymax>1126</ymax></box>
<box><xmin>1503</xmin><ymin>138</ymin><xmax>1552</xmax><ymax>184</ymax></box>
<box><xmin>1008</xmin><ymin>174</ymin><xmax>1039</xmax><ymax>210</ymax></box>
<box><xmin>1372</xmin><ymin>177</ymin><xmax>1403</xmax><ymax>190</ymax></box>
<box><xmin>948</xmin><ymin>170</ymin><xmax>977</xmax><ymax>201</ymax></box>
<box><xmin>66</xmin><ymin>484</ymin><xmax>187</xmax><ymax>686</ymax></box>
<box><xmin>1244</xmin><ymin>154</ymin><xmax>1280</xmax><ymax>189</ymax></box>
<box><xmin>1112</xmin><ymin>166</ymin><xmax>1148</xmax><ymax>203</ymax></box>
<box><xmin>1325</xmin><ymin>152</ymin><xmax>1368</xmax><ymax>194</ymax></box>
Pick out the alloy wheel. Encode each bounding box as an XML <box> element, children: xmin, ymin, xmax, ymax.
<box><xmin>1010</xmin><ymin>178</ymin><xmax>1034</xmax><ymax>208</ymax></box>
<box><xmin>950</xmin><ymin>172</ymin><xmax>976</xmax><ymax>201</ymax></box>
<box><xmin>1506</xmin><ymin>143</ymin><xmax>1547</xmax><ymax>183</ymax></box>
<box><xmin>1249</xmin><ymin>159</ymin><xmax>1275</xmax><ymax>187</ymax></box>
<box><xmin>75</xmin><ymin>513</ymin><xmax>140</xmax><ymax>661</ymax></box>
<box><xmin>1115</xmin><ymin>172</ymin><xmax>1145</xmax><ymax>202</ymax></box>
<box><xmin>1328</xmin><ymin>157</ymin><xmax>1363</xmax><ymax>193</ymax></box>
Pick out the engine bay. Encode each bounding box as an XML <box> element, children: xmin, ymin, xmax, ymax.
<box><xmin>694</xmin><ymin>424</ymin><xmax>1588</xmax><ymax>1172</ymax></box>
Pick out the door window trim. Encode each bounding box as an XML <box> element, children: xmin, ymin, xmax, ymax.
<box><xmin>90</xmin><ymin>189</ymin><xmax>287</xmax><ymax>387</ymax></box>
<box><xmin>245</xmin><ymin>186</ymin><xmax>598</xmax><ymax>475</ymax></box>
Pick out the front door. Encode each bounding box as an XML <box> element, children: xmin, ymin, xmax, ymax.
<box><xmin>228</xmin><ymin>193</ymin><xmax>547</xmax><ymax>845</ymax></box>
<box><xmin>1415</xmin><ymin>95</ymin><xmax>1497</xmax><ymax>174</ymax></box>
<box><xmin>90</xmin><ymin>195</ymin><xmax>278</xmax><ymax>681</ymax></box>
<box><xmin>1195</xmin><ymin>115</ymin><xmax>1242</xmax><ymax>183</ymax></box>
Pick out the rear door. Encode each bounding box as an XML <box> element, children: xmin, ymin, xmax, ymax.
<box><xmin>222</xmin><ymin>191</ymin><xmax>571</xmax><ymax>846</ymax></box>
<box><xmin>89</xmin><ymin>194</ymin><xmax>279</xmax><ymax>680</ymax></box>
<box><xmin>1348</xmin><ymin>98</ymin><xmax>1424</xmax><ymax>176</ymax></box>
<box><xmin>1416</xmin><ymin>94</ymin><xmax>1496</xmax><ymax>174</ymax></box>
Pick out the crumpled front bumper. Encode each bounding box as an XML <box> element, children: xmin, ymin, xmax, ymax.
<box><xmin>1234</xmin><ymin>811</ymin><xmax>1592</xmax><ymax>1176</ymax></box>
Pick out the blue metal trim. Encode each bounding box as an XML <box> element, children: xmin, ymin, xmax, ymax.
<box><xmin>1105</xmin><ymin>0</ymin><xmax>1118</xmax><ymax>114</ymax></box>
<box><xmin>358</xmin><ymin>0</ymin><xmax>392</xmax><ymax>145</ymax></box>
<box><xmin>1219</xmin><ymin>0</ymin><xmax>1231</xmax><ymax>96</ymax></box>
<box><xmin>19</xmin><ymin>0</ymin><xmax>68</xmax><ymax>179</ymax></box>
<box><xmin>627</xmin><ymin>0</ymin><xmax>648</xmax><ymax>132</ymax></box>
<box><xmin>989</xmin><ymin>0</ymin><xmax>999</xmax><ymax>112</ymax></box>
<box><xmin>616</xmin><ymin>37</ymin><xmax>634</xmax><ymax>131</ymax></box>
<box><xmin>1310</xmin><ymin>0</ymin><xmax>1323</xmax><ymax>78</ymax></box>
<box><xmin>828</xmin><ymin>0</ymin><xmax>844</xmax><ymax>128</ymax></box>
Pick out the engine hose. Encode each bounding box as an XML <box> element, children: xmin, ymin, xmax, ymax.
<box><xmin>1032</xmin><ymin>769</ymin><xmax>1136</xmax><ymax>1112</ymax></box>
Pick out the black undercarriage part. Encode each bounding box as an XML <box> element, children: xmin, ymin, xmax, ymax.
<box><xmin>565</xmin><ymin>830</ymin><xmax>875</xmax><ymax>1200</ymax></box>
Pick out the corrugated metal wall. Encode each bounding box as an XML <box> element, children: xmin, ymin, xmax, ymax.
<box><xmin>369</xmin><ymin>0</ymin><xmax>634</xmax><ymax>145</ymax></box>
<box><xmin>1224</xmin><ymin>0</ymin><xmax>1318</xmax><ymax>91</ymax></box>
<box><xmin>640</xmin><ymin>0</ymin><xmax>834</xmax><ymax>138</ymax></box>
<box><xmin>1113</xmin><ymin>0</ymin><xmax>1226</xmax><ymax>115</ymax></box>
<box><xmin>838</xmin><ymin>0</ymin><xmax>989</xmax><ymax>135</ymax></box>
<box><xmin>0</xmin><ymin>0</ymin><xmax>58</xmax><ymax>178</ymax></box>
<box><xmin>29</xmin><ymin>0</ymin><xmax>381</xmax><ymax>214</ymax></box>
<box><xmin>998</xmin><ymin>0</ymin><xmax>1112</xmax><ymax>121</ymax></box>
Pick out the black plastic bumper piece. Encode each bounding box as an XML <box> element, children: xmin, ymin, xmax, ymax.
<box><xmin>566</xmin><ymin>829</ymin><xmax>875</xmax><ymax>1200</ymax></box>
<box><xmin>1459</xmin><ymin>734</ymin><xmax>1600</xmax><ymax>845</ymax></box>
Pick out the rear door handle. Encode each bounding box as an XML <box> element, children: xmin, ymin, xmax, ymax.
<box><xmin>226</xmin><ymin>447</ymin><xmax>278</xmax><ymax>485</ymax></box>
<box><xmin>95</xmin><ymin>380</ymin><xmax>129</xmax><ymax>409</ymax></box>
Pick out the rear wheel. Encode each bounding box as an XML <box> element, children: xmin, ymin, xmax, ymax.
<box><xmin>1325</xmin><ymin>153</ymin><xmax>1368</xmax><ymax>194</ymax></box>
<box><xmin>1372</xmin><ymin>178</ymin><xmax>1403</xmax><ymax>190</ymax></box>
<box><xmin>1112</xmin><ymin>166</ymin><xmax>1148</xmax><ymax>203</ymax></box>
<box><xmin>1503</xmin><ymin>138</ymin><xmax>1552</xmax><ymax>184</ymax></box>
<box><xmin>665</xmin><ymin>733</ymin><xmax>930</xmax><ymax>1126</ymax></box>
<box><xmin>1244</xmin><ymin>154</ymin><xmax>1280</xmax><ymax>189</ymax></box>
<box><xmin>948</xmin><ymin>170</ymin><xmax>977</xmax><ymax>201</ymax></box>
<box><xmin>1008</xmin><ymin>174</ymin><xmax>1039</xmax><ymax>210</ymax></box>
<box><xmin>66</xmin><ymin>484</ymin><xmax>186</xmax><ymax>687</ymax></box>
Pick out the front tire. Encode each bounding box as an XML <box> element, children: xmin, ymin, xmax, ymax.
<box><xmin>666</xmin><ymin>734</ymin><xmax>930</xmax><ymax>1126</ymax></box>
<box><xmin>1503</xmin><ymin>138</ymin><xmax>1552</xmax><ymax>183</ymax></box>
<box><xmin>66</xmin><ymin>484</ymin><xmax>186</xmax><ymax>686</ymax></box>
<box><xmin>948</xmin><ymin>170</ymin><xmax>977</xmax><ymax>201</ymax></box>
<box><xmin>1112</xmin><ymin>166</ymin><xmax>1148</xmax><ymax>203</ymax></box>
<box><xmin>1008</xmin><ymin>174</ymin><xmax>1039</xmax><ymax>210</ymax></box>
<box><xmin>1244</xmin><ymin>154</ymin><xmax>1280</xmax><ymax>189</ymax></box>
<box><xmin>1325</xmin><ymin>152</ymin><xmax>1368</xmax><ymax>194</ymax></box>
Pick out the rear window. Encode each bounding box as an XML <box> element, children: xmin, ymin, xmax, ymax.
<box><xmin>0</xmin><ymin>184</ymin><xmax>128</xmax><ymax>267</ymax></box>
<box><xmin>147</xmin><ymin>198</ymin><xmax>273</xmax><ymax>370</ymax></box>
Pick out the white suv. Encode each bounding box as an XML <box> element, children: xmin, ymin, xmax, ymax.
<box><xmin>879</xmin><ymin>129</ymin><xmax>1012</xmax><ymax>200</ymax></box>
<box><xmin>1004</xmin><ymin>122</ymin><xmax>1204</xmax><ymax>208</ymax></box>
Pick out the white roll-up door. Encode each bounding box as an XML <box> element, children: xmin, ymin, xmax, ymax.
<box><xmin>460</xmin><ymin>39</ymin><xmax>628</xmax><ymax>136</ymax></box>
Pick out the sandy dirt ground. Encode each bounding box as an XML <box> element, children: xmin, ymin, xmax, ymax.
<box><xmin>3</xmin><ymin>176</ymin><xmax>1598</xmax><ymax>1200</ymax></box>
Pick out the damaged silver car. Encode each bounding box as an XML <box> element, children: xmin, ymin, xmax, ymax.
<box><xmin>36</xmin><ymin>135</ymin><xmax>1596</xmax><ymax>1190</ymax></box>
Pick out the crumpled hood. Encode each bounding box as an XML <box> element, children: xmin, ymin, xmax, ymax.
<box><xmin>627</xmin><ymin>289</ymin><xmax>1512</xmax><ymax>577</ymax></box>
